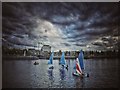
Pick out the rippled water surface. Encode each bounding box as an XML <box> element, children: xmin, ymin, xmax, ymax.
<box><xmin>3</xmin><ymin>59</ymin><xmax>119</xmax><ymax>88</ymax></box>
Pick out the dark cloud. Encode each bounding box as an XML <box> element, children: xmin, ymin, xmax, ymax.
<box><xmin>13</xmin><ymin>34</ymin><xmax>24</xmax><ymax>38</ymax></box>
<box><xmin>74</xmin><ymin>43</ymin><xmax>86</xmax><ymax>47</ymax></box>
<box><xmin>101</xmin><ymin>37</ymin><xmax>109</xmax><ymax>41</ymax></box>
<box><xmin>2</xmin><ymin>2</ymin><xmax>119</xmax><ymax>51</ymax></box>
<box><xmin>92</xmin><ymin>42</ymin><xmax>104</xmax><ymax>47</ymax></box>
<box><xmin>61</xmin><ymin>43</ymin><xmax>71</xmax><ymax>46</ymax></box>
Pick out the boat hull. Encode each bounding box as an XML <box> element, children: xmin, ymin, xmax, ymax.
<box><xmin>49</xmin><ymin>66</ymin><xmax>54</xmax><ymax>69</ymax></box>
<box><xmin>72</xmin><ymin>72</ymin><xmax>89</xmax><ymax>78</ymax></box>
<box><xmin>72</xmin><ymin>72</ymin><xmax>83</xmax><ymax>77</ymax></box>
<box><xmin>34</xmin><ymin>62</ymin><xmax>39</xmax><ymax>65</ymax></box>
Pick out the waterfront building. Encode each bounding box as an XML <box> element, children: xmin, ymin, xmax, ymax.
<box><xmin>41</xmin><ymin>45</ymin><xmax>51</xmax><ymax>52</ymax></box>
<box><xmin>41</xmin><ymin>45</ymin><xmax>51</xmax><ymax>57</ymax></box>
<box><xmin>28</xmin><ymin>49</ymin><xmax>39</xmax><ymax>56</ymax></box>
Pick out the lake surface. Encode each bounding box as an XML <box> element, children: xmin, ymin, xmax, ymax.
<box><xmin>2</xmin><ymin>58</ymin><xmax>119</xmax><ymax>88</ymax></box>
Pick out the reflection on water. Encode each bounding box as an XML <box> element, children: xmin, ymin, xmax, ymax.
<box><xmin>3</xmin><ymin>59</ymin><xmax>119</xmax><ymax>88</ymax></box>
<box><xmin>59</xmin><ymin>68</ymin><xmax>66</xmax><ymax>80</ymax></box>
<box><xmin>48</xmin><ymin>70</ymin><xmax>54</xmax><ymax>80</ymax></box>
<box><xmin>47</xmin><ymin>69</ymin><xmax>54</xmax><ymax>88</ymax></box>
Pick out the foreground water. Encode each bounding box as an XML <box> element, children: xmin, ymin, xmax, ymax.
<box><xmin>3</xmin><ymin>58</ymin><xmax>119</xmax><ymax>88</ymax></box>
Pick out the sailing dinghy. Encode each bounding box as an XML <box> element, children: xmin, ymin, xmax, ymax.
<box><xmin>72</xmin><ymin>58</ymin><xmax>83</xmax><ymax>77</ymax></box>
<box><xmin>48</xmin><ymin>52</ymin><xmax>54</xmax><ymax>69</ymax></box>
<box><xmin>59</xmin><ymin>52</ymin><xmax>68</xmax><ymax>70</ymax></box>
<box><xmin>72</xmin><ymin>50</ymin><xmax>89</xmax><ymax>77</ymax></box>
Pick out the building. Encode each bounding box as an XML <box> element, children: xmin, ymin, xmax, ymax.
<box><xmin>28</xmin><ymin>49</ymin><xmax>39</xmax><ymax>56</ymax></box>
<box><xmin>41</xmin><ymin>45</ymin><xmax>51</xmax><ymax>52</ymax></box>
<box><xmin>41</xmin><ymin>45</ymin><xmax>51</xmax><ymax>57</ymax></box>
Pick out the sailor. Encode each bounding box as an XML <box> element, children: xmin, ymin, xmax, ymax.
<box><xmin>66</xmin><ymin>65</ymin><xmax>68</xmax><ymax>70</ymax></box>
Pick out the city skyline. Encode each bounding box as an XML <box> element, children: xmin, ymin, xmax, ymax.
<box><xmin>2</xmin><ymin>2</ymin><xmax>119</xmax><ymax>51</ymax></box>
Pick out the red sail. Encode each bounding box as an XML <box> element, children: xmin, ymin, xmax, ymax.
<box><xmin>76</xmin><ymin>58</ymin><xmax>82</xmax><ymax>75</ymax></box>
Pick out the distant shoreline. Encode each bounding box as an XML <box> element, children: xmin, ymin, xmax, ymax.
<box><xmin>2</xmin><ymin>56</ymin><xmax>39</xmax><ymax>60</ymax></box>
<box><xmin>2</xmin><ymin>55</ymin><xmax>118</xmax><ymax>60</ymax></box>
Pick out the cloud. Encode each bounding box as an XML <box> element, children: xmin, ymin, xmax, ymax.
<box><xmin>2</xmin><ymin>2</ymin><xmax>119</xmax><ymax>51</ymax></box>
<box><xmin>74</xmin><ymin>43</ymin><xmax>86</xmax><ymax>47</ymax></box>
<box><xmin>61</xmin><ymin>43</ymin><xmax>71</xmax><ymax>46</ymax></box>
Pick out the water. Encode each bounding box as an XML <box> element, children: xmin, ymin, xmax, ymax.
<box><xmin>2</xmin><ymin>58</ymin><xmax>119</xmax><ymax>88</ymax></box>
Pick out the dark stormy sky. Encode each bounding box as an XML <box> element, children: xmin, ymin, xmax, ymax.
<box><xmin>2</xmin><ymin>2</ymin><xmax>119</xmax><ymax>51</ymax></box>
